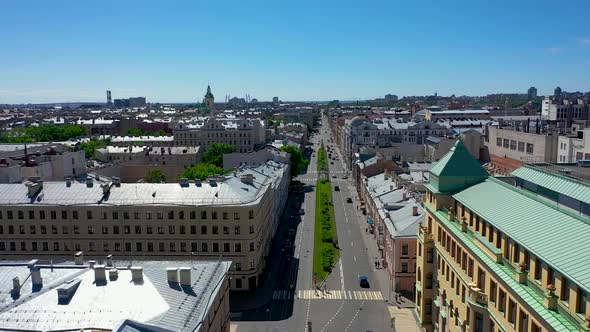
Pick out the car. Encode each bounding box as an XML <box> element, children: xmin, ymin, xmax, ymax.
<box><xmin>332</xmin><ymin>175</ymin><xmax>337</xmax><ymax>178</ymax></box>
<box><xmin>347</xmin><ymin>197</ymin><xmax>353</xmax><ymax>203</ymax></box>
<box><xmin>298</xmin><ymin>208</ymin><xmax>305</xmax><ymax>215</ymax></box>
<box><xmin>359</xmin><ymin>276</ymin><xmax>370</xmax><ymax>288</ymax></box>
<box><xmin>334</xmin><ymin>186</ymin><xmax>340</xmax><ymax>191</ymax></box>
<box><xmin>330</xmin><ymin>161</ymin><xmax>334</xmax><ymax>165</ymax></box>
<box><xmin>342</xmin><ymin>175</ymin><xmax>348</xmax><ymax>179</ymax></box>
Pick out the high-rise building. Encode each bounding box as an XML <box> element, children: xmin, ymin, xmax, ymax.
<box><xmin>106</xmin><ymin>90</ymin><xmax>112</xmax><ymax>106</ymax></box>
<box><xmin>527</xmin><ymin>87</ymin><xmax>537</xmax><ymax>100</ymax></box>
<box><xmin>128</xmin><ymin>97</ymin><xmax>146</xmax><ymax>107</ymax></box>
<box><xmin>273</xmin><ymin>97</ymin><xmax>279</xmax><ymax>105</ymax></box>
<box><xmin>416</xmin><ymin>140</ymin><xmax>590</xmax><ymax>332</ymax></box>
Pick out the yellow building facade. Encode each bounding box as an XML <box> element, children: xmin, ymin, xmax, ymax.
<box><xmin>416</xmin><ymin>141</ymin><xmax>590</xmax><ymax>332</ymax></box>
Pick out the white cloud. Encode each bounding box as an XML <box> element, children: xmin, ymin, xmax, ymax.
<box><xmin>576</xmin><ymin>37</ymin><xmax>590</xmax><ymax>44</ymax></box>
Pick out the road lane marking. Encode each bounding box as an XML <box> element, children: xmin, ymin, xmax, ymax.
<box><xmin>353</xmin><ymin>256</ymin><xmax>356</xmax><ymax>262</ymax></box>
<box><xmin>339</xmin><ymin>259</ymin><xmax>345</xmax><ymax>291</ymax></box>
<box><xmin>343</xmin><ymin>300</ymin><xmax>365</xmax><ymax>331</ymax></box>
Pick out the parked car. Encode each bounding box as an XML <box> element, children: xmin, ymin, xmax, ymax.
<box><xmin>342</xmin><ymin>175</ymin><xmax>348</xmax><ymax>179</ymax></box>
<box><xmin>347</xmin><ymin>197</ymin><xmax>353</xmax><ymax>203</ymax></box>
<box><xmin>334</xmin><ymin>186</ymin><xmax>340</xmax><ymax>191</ymax></box>
<box><xmin>332</xmin><ymin>175</ymin><xmax>337</xmax><ymax>178</ymax></box>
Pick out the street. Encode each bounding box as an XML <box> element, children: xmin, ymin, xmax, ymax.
<box><xmin>232</xmin><ymin>116</ymin><xmax>391</xmax><ymax>332</ymax></box>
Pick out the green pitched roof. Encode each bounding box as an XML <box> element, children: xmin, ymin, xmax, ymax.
<box><xmin>428</xmin><ymin>140</ymin><xmax>488</xmax><ymax>193</ymax></box>
<box><xmin>512</xmin><ymin>165</ymin><xmax>590</xmax><ymax>205</ymax></box>
<box><xmin>453</xmin><ymin>177</ymin><xmax>590</xmax><ymax>294</ymax></box>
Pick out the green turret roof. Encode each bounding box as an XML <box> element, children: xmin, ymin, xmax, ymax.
<box><xmin>427</xmin><ymin>139</ymin><xmax>488</xmax><ymax>193</ymax></box>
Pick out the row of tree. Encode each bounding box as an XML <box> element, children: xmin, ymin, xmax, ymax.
<box><xmin>0</xmin><ymin>124</ymin><xmax>87</xmax><ymax>143</ymax></box>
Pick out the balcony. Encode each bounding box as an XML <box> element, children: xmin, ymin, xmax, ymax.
<box><xmin>418</xmin><ymin>224</ymin><xmax>434</xmax><ymax>243</ymax></box>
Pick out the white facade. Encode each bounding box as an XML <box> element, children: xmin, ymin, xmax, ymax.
<box><xmin>558</xmin><ymin>128</ymin><xmax>590</xmax><ymax>163</ymax></box>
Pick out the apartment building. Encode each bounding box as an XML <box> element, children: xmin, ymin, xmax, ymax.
<box><xmin>342</xmin><ymin>117</ymin><xmax>451</xmax><ymax>168</ymax></box>
<box><xmin>485</xmin><ymin>126</ymin><xmax>558</xmax><ymax>173</ymax></box>
<box><xmin>0</xmin><ymin>160</ymin><xmax>289</xmax><ymax>291</ymax></box>
<box><xmin>173</xmin><ymin>116</ymin><xmax>266</xmax><ymax>152</ymax></box>
<box><xmin>558</xmin><ymin>128</ymin><xmax>590</xmax><ymax>163</ymax></box>
<box><xmin>416</xmin><ymin>140</ymin><xmax>590</xmax><ymax>332</ymax></box>
<box><xmin>542</xmin><ymin>97</ymin><xmax>590</xmax><ymax>130</ymax></box>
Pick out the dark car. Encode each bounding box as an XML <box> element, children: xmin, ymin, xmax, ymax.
<box><xmin>359</xmin><ymin>275</ymin><xmax>370</xmax><ymax>288</ymax></box>
<box><xmin>347</xmin><ymin>197</ymin><xmax>353</xmax><ymax>203</ymax></box>
<box><xmin>334</xmin><ymin>186</ymin><xmax>340</xmax><ymax>191</ymax></box>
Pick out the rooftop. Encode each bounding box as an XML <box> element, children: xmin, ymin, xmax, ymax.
<box><xmin>0</xmin><ymin>260</ymin><xmax>231</xmax><ymax>332</ymax></box>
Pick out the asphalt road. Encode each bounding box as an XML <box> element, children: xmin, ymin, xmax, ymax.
<box><xmin>232</xmin><ymin>116</ymin><xmax>391</xmax><ymax>332</ymax></box>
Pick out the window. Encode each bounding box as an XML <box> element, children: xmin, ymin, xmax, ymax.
<box><xmin>146</xmin><ymin>226</ymin><xmax>153</xmax><ymax>234</ymax></box>
<box><xmin>42</xmin><ymin>242</ymin><xmax>49</xmax><ymax>251</ymax></box>
<box><xmin>249</xmin><ymin>242</ymin><xmax>255</xmax><ymax>251</ymax></box>
<box><xmin>234</xmin><ymin>212</ymin><xmax>240</xmax><ymax>219</ymax></box>
<box><xmin>102</xmin><ymin>226</ymin><xmax>109</xmax><ymax>234</ymax></box>
<box><xmin>468</xmin><ymin>258</ymin><xmax>474</xmax><ymax>278</ymax></box>
<box><xmin>73</xmin><ymin>225</ymin><xmax>79</xmax><ymax>234</ymax></box>
<box><xmin>179</xmin><ymin>211</ymin><xmax>184</xmax><ymax>219</ymax></box>
<box><xmin>190</xmin><ymin>211</ymin><xmax>196</xmax><ymax>219</ymax></box>
<box><xmin>490</xmin><ymin>281</ymin><xmax>497</xmax><ymax>304</ymax></box>
<box><xmin>235</xmin><ymin>263</ymin><xmax>242</xmax><ymax>271</ymax></box>
<box><xmin>169</xmin><ymin>225</ymin><xmax>175</xmax><ymax>234</ymax></box>
<box><xmin>87</xmin><ymin>211</ymin><xmax>93</xmax><ymax>219</ymax></box>
<box><xmin>401</xmin><ymin>262</ymin><xmax>408</xmax><ymax>273</ymax></box>
<box><xmin>28</xmin><ymin>211</ymin><xmax>34</xmax><ymax>219</ymax></box>
<box><xmin>146</xmin><ymin>212</ymin><xmax>152</xmax><ymax>219</ymax></box>
<box><xmin>526</xmin><ymin>143</ymin><xmax>534</xmax><ymax>154</ymax></box>
<box><xmin>249</xmin><ymin>225</ymin><xmax>255</xmax><ymax>234</ymax></box>
<box><xmin>159</xmin><ymin>242</ymin><xmax>165</xmax><ymax>252</ymax></box>
<box><xmin>577</xmin><ymin>289</ymin><xmax>587</xmax><ymax>315</ymax></box>
<box><xmin>223</xmin><ymin>226</ymin><xmax>229</xmax><ymax>235</ymax></box>
<box><xmin>18</xmin><ymin>210</ymin><xmax>24</xmax><ymax>219</ymax></box>
<box><xmin>31</xmin><ymin>242</ymin><xmax>37</xmax><ymax>251</ymax></box>
<box><xmin>235</xmin><ymin>243</ymin><xmax>241</xmax><ymax>252</ymax></box>
<box><xmin>7</xmin><ymin>211</ymin><xmax>13</xmax><ymax>219</ymax></box>
<box><xmin>508</xmin><ymin>299</ymin><xmax>516</xmax><ymax>325</ymax></box>
<box><xmin>158</xmin><ymin>226</ymin><xmax>164</xmax><ymax>234</ymax></box>
<box><xmin>136</xmin><ymin>242</ymin><xmax>143</xmax><ymax>251</ymax></box>
<box><xmin>18</xmin><ymin>225</ymin><xmax>25</xmax><ymax>234</ymax></box>
<box><xmin>402</xmin><ymin>244</ymin><xmax>409</xmax><ymax>256</ymax></box>
<box><xmin>201</xmin><ymin>226</ymin><xmax>207</xmax><ymax>234</ymax></box>
<box><xmin>202</xmin><ymin>243</ymin><xmax>208</xmax><ymax>252</ymax></box>
<box><xmin>201</xmin><ymin>211</ymin><xmax>207</xmax><ymax>219</ymax></box>
<box><xmin>532</xmin><ymin>322</ymin><xmax>541</xmax><ymax>332</ymax></box>
<box><xmin>157</xmin><ymin>212</ymin><xmax>163</xmax><ymax>219</ymax></box>
<box><xmin>180</xmin><ymin>242</ymin><xmax>187</xmax><ymax>252</ymax></box>
<box><xmin>518</xmin><ymin>141</ymin><xmax>525</xmax><ymax>152</ymax></box>
<box><xmin>249</xmin><ymin>210</ymin><xmax>254</xmax><ymax>219</ymax></box>
<box><xmin>223</xmin><ymin>243</ymin><xmax>230</xmax><ymax>252</ymax></box>
<box><xmin>503</xmin><ymin>138</ymin><xmax>509</xmax><ymax>148</ymax></box>
<box><xmin>190</xmin><ymin>225</ymin><xmax>196</xmax><ymax>234</ymax></box>
<box><xmin>561</xmin><ymin>277</ymin><xmax>569</xmax><ymax>302</ymax></box>
<box><xmin>212</xmin><ymin>226</ymin><xmax>218</xmax><ymax>234</ymax></box>
<box><xmin>499</xmin><ymin>289</ymin><xmax>506</xmax><ymax>313</ymax></box>
<box><xmin>124</xmin><ymin>225</ymin><xmax>131</xmax><ymax>234</ymax></box>
<box><xmin>213</xmin><ymin>243</ymin><xmax>219</xmax><ymax>252</ymax></box>
<box><xmin>89</xmin><ymin>242</ymin><xmax>96</xmax><ymax>251</ymax></box>
<box><xmin>212</xmin><ymin>211</ymin><xmax>218</xmax><ymax>219</ymax></box>
<box><xmin>29</xmin><ymin>225</ymin><xmax>36</xmax><ymax>234</ymax></box>
<box><xmin>168</xmin><ymin>211</ymin><xmax>174</xmax><ymax>219</ymax></box>
<box><xmin>88</xmin><ymin>226</ymin><xmax>94</xmax><ymax>234</ymax></box>
<box><xmin>113</xmin><ymin>212</ymin><xmax>119</xmax><ymax>219</ymax></box>
<box><xmin>235</xmin><ymin>226</ymin><xmax>240</xmax><ymax>235</ymax></box>
<box><xmin>191</xmin><ymin>242</ymin><xmax>198</xmax><ymax>252</ymax></box>
<box><xmin>179</xmin><ymin>225</ymin><xmax>186</xmax><ymax>234</ymax></box>
<box><xmin>134</xmin><ymin>212</ymin><xmax>140</xmax><ymax>219</ymax></box>
<box><xmin>135</xmin><ymin>225</ymin><xmax>141</xmax><ymax>234</ymax></box>
<box><xmin>169</xmin><ymin>243</ymin><xmax>176</xmax><ymax>252</ymax></box>
<box><xmin>236</xmin><ymin>278</ymin><xmax>242</xmax><ymax>288</ymax></box>
<box><xmin>72</xmin><ymin>211</ymin><xmax>78</xmax><ymax>219</ymax></box>
<box><xmin>510</xmin><ymin>140</ymin><xmax>517</xmax><ymax>150</ymax></box>
<box><xmin>223</xmin><ymin>212</ymin><xmax>228</xmax><ymax>220</ymax></box>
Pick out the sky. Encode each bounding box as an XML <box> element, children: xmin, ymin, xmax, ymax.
<box><xmin>1</xmin><ymin>0</ymin><xmax>590</xmax><ymax>104</ymax></box>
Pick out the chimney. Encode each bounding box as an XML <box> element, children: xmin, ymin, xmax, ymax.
<box><xmin>179</xmin><ymin>267</ymin><xmax>191</xmax><ymax>286</ymax></box>
<box><xmin>179</xmin><ymin>178</ymin><xmax>189</xmax><ymax>187</ymax></box>
<box><xmin>65</xmin><ymin>177</ymin><xmax>72</xmax><ymax>187</ymax></box>
<box><xmin>240</xmin><ymin>174</ymin><xmax>254</xmax><ymax>185</ymax></box>
<box><xmin>30</xmin><ymin>266</ymin><xmax>42</xmax><ymax>287</ymax></box>
<box><xmin>112</xmin><ymin>176</ymin><xmax>121</xmax><ymax>187</ymax></box>
<box><xmin>131</xmin><ymin>266</ymin><xmax>143</xmax><ymax>283</ymax></box>
<box><xmin>101</xmin><ymin>182</ymin><xmax>111</xmax><ymax>194</ymax></box>
<box><xmin>94</xmin><ymin>265</ymin><xmax>106</xmax><ymax>284</ymax></box>
<box><xmin>412</xmin><ymin>206</ymin><xmax>419</xmax><ymax>216</ymax></box>
<box><xmin>167</xmin><ymin>267</ymin><xmax>179</xmax><ymax>283</ymax></box>
<box><xmin>26</xmin><ymin>181</ymin><xmax>43</xmax><ymax>197</ymax></box>
<box><xmin>27</xmin><ymin>259</ymin><xmax>38</xmax><ymax>268</ymax></box>
<box><xmin>106</xmin><ymin>254</ymin><xmax>113</xmax><ymax>267</ymax></box>
<box><xmin>109</xmin><ymin>268</ymin><xmax>119</xmax><ymax>280</ymax></box>
<box><xmin>88</xmin><ymin>260</ymin><xmax>96</xmax><ymax>268</ymax></box>
<box><xmin>195</xmin><ymin>179</ymin><xmax>202</xmax><ymax>186</ymax></box>
<box><xmin>74</xmin><ymin>251</ymin><xmax>84</xmax><ymax>265</ymax></box>
<box><xmin>11</xmin><ymin>277</ymin><xmax>20</xmax><ymax>296</ymax></box>
<box><xmin>86</xmin><ymin>179</ymin><xmax>94</xmax><ymax>188</ymax></box>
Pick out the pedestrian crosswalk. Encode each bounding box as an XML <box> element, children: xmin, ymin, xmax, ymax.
<box><xmin>272</xmin><ymin>289</ymin><xmax>384</xmax><ymax>301</ymax></box>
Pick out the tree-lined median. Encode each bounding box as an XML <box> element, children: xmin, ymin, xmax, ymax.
<box><xmin>313</xmin><ymin>178</ymin><xmax>339</xmax><ymax>283</ymax></box>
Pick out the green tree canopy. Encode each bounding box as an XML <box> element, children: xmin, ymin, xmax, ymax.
<box><xmin>145</xmin><ymin>169</ymin><xmax>166</xmax><ymax>183</ymax></box>
<box><xmin>0</xmin><ymin>124</ymin><xmax>87</xmax><ymax>143</ymax></box>
<box><xmin>281</xmin><ymin>145</ymin><xmax>309</xmax><ymax>176</ymax></box>
<box><xmin>180</xmin><ymin>162</ymin><xmax>224</xmax><ymax>180</ymax></box>
<box><xmin>79</xmin><ymin>138</ymin><xmax>109</xmax><ymax>158</ymax></box>
<box><xmin>126</xmin><ymin>128</ymin><xmax>168</xmax><ymax>136</ymax></box>
<box><xmin>203</xmin><ymin>143</ymin><xmax>235</xmax><ymax>168</ymax></box>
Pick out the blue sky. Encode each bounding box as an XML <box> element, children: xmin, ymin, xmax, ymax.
<box><xmin>1</xmin><ymin>0</ymin><xmax>590</xmax><ymax>103</ymax></box>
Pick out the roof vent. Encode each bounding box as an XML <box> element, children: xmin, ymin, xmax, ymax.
<box><xmin>195</xmin><ymin>179</ymin><xmax>202</xmax><ymax>187</ymax></box>
<box><xmin>101</xmin><ymin>182</ymin><xmax>111</xmax><ymax>194</ymax></box>
<box><xmin>86</xmin><ymin>179</ymin><xmax>94</xmax><ymax>188</ymax></box>
<box><xmin>94</xmin><ymin>265</ymin><xmax>107</xmax><ymax>284</ymax></box>
<box><xmin>74</xmin><ymin>251</ymin><xmax>84</xmax><ymax>265</ymax></box>
<box><xmin>209</xmin><ymin>179</ymin><xmax>217</xmax><ymax>186</ymax></box>
<box><xmin>31</xmin><ymin>266</ymin><xmax>42</xmax><ymax>287</ymax></box>
<box><xmin>179</xmin><ymin>267</ymin><xmax>191</xmax><ymax>286</ymax></box>
<box><xmin>65</xmin><ymin>177</ymin><xmax>72</xmax><ymax>187</ymax></box>
<box><xmin>179</xmin><ymin>178</ymin><xmax>189</xmax><ymax>187</ymax></box>
<box><xmin>57</xmin><ymin>278</ymin><xmax>81</xmax><ymax>303</ymax></box>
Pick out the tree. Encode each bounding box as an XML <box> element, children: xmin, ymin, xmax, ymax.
<box><xmin>145</xmin><ymin>169</ymin><xmax>166</xmax><ymax>183</ymax></box>
<box><xmin>180</xmin><ymin>163</ymin><xmax>224</xmax><ymax>180</ymax></box>
<box><xmin>203</xmin><ymin>143</ymin><xmax>235</xmax><ymax>168</ymax></box>
<box><xmin>79</xmin><ymin>138</ymin><xmax>109</xmax><ymax>158</ymax></box>
<box><xmin>127</xmin><ymin>128</ymin><xmax>142</xmax><ymax>136</ymax></box>
<box><xmin>281</xmin><ymin>145</ymin><xmax>309</xmax><ymax>176</ymax></box>
<box><xmin>0</xmin><ymin>124</ymin><xmax>87</xmax><ymax>143</ymax></box>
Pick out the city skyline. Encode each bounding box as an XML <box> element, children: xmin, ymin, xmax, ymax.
<box><xmin>2</xmin><ymin>0</ymin><xmax>590</xmax><ymax>103</ymax></box>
